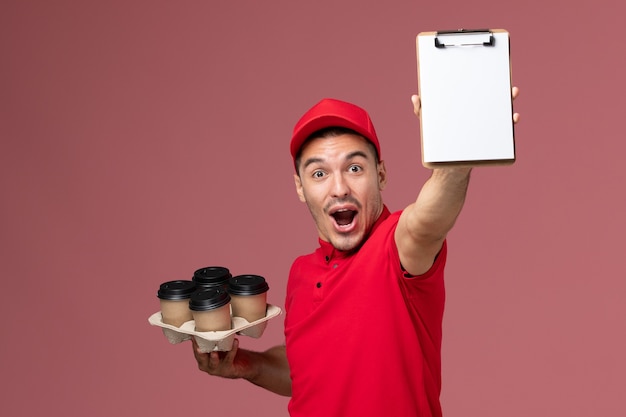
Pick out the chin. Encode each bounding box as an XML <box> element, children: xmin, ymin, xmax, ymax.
<box><xmin>330</xmin><ymin>234</ymin><xmax>363</xmax><ymax>252</ymax></box>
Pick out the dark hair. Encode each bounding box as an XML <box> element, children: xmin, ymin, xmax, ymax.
<box><xmin>294</xmin><ymin>127</ymin><xmax>380</xmax><ymax>174</ymax></box>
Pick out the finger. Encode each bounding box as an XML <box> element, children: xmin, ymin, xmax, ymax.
<box><xmin>410</xmin><ymin>94</ymin><xmax>421</xmax><ymax>117</ymax></box>
<box><xmin>208</xmin><ymin>350</ymin><xmax>221</xmax><ymax>369</ymax></box>
<box><xmin>223</xmin><ymin>338</ymin><xmax>240</xmax><ymax>365</ymax></box>
<box><xmin>511</xmin><ymin>87</ymin><xmax>520</xmax><ymax>124</ymax></box>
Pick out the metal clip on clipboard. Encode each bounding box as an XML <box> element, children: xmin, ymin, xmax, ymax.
<box><xmin>434</xmin><ymin>29</ymin><xmax>495</xmax><ymax>48</ymax></box>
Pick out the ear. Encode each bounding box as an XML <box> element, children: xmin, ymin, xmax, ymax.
<box><xmin>294</xmin><ymin>174</ymin><xmax>306</xmax><ymax>202</ymax></box>
<box><xmin>377</xmin><ymin>160</ymin><xmax>387</xmax><ymax>191</ymax></box>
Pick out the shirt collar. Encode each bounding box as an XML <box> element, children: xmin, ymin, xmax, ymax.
<box><xmin>318</xmin><ymin>205</ymin><xmax>391</xmax><ymax>261</ymax></box>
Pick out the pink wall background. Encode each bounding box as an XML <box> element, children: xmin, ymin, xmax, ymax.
<box><xmin>2</xmin><ymin>1</ymin><xmax>625</xmax><ymax>416</ymax></box>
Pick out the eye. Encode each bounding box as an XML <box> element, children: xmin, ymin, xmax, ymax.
<box><xmin>348</xmin><ymin>164</ymin><xmax>362</xmax><ymax>173</ymax></box>
<box><xmin>312</xmin><ymin>170</ymin><xmax>326</xmax><ymax>179</ymax></box>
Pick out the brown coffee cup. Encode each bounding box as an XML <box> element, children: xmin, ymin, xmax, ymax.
<box><xmin>157</xmin><ymin>280</ymin><xmax>196</xmax><ymax>327</ymax></box>
<box><xmin>228</xmin><ymin>275</ymin><xmax>269</xmax><ymax>323</ymax></box>
<box><xmin>189</xmin><ymin>288</ymin><xmax>232</xmax><ymax>332</ymax></box>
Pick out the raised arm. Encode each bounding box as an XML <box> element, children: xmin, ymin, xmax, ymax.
<box><xmin>192</xmin><ymin>338</ymin><xmax>292</xmax><ymax>396</ymax></box>
<box><xmin>396</xmin><ymin>89</ymin><xmax>520</xmax><ymax>276</ymax></box>
<box><xmin>395</xmin><ymin>166</ymin><xmax>471</xmax><ymax>276</ymax></box>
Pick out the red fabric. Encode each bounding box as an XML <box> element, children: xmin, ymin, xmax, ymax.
<box><xmin>290</xmin><ymin>98</ymin><xmax>381</xmax><ymax>161</ymax></box>
<box><xmin>284</xmin><ymin>207</ymin><xmax>447</xmax><ymax>417</ymax></box>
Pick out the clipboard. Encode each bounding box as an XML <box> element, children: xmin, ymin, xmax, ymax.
<box><xmin>416</xmin><ymin>29</ymin><xmax>515</xmax><ymax>167</ymax></box>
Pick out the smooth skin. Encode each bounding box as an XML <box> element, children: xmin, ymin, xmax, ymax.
<box><xmin>294</xmin><ymin>133</ymin><xmax>387</xmax><ymax>253</ymax></box>
<box><xmin>192</xmin><ymin>88</ymin><xmax>520</xmax><ymax>394</ymax></box>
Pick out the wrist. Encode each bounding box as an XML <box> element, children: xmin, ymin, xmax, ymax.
<box><xmin>431</xmin><ymin>167</ymin><xmax>472</xmax><ymax>183</ymax></box>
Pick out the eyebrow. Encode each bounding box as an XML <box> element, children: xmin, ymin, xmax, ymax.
<box><xmin>345</xmin><ymin>150</ymin><xmax>369</xmax><ymax>161</ymax></box>
<box><xmin>302</xmin><ymin>150</ymin><xmax>370</xmax><ymax>171</ymax></box>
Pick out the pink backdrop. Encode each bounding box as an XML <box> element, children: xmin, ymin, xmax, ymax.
<box><xmin>2</xmin><ymin>1</ymin><xmax>625</xmax><ymax>416</ymax></box>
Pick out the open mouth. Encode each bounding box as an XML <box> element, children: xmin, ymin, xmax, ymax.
<box><xmin>330</xmin><ymin>208</ymin><xmax>357</xmax><ymax>228</ymax></box>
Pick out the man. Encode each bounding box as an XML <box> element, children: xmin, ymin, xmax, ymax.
<box><xmin>193</xmin><ymin>90</ymin><xmax>520</xmax><ymax>416</ymax></box>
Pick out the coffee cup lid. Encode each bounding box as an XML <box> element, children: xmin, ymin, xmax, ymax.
<box><xmin>189</xmin><ymin>288</ymin><xmax>231</xmax><ymax>311</ymax></box>
<box><xmin>192</xmin><ymin>266</ymin><xmax>232</xmax><ymax>287</ymax></box>
<box><xmin>157</xmin><ymin>280</ymin><xmax>196</xmax><ymax>300</ymax></box>
<box><xmin>228</xmin><ymin>275</ymin><xmax>269</xmax><ymax>296</ymax></box>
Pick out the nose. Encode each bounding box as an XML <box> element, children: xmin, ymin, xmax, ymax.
<box><xmin>330</xmin><ymin>172</ymin><xmax>350</xmax><ymax>198</ymax></box>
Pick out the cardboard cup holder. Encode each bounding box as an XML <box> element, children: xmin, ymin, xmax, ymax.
<box><xmin>148</xmin><ymin>304</ymin><xmax>282</xmax><ymax>352</ymax></box>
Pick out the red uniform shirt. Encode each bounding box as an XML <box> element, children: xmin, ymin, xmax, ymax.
<box><xmin>285</xmin><ymin>206</ymin><xmax>447</xmax><ymax>417</ymax></box>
